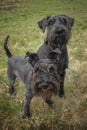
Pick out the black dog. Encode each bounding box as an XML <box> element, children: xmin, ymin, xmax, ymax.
<box><xmin>37</xmin><ymin>14</ymin><xmax>74</xmax><ymax>97</ymax></box>
<box><xmin>4</xmin><ymin>36</ymin><xmax>61</xmax><ymax>118</ymax></box>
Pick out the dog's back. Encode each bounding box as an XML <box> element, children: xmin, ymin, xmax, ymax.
<box><xmin>4</xmin><ymin>36</ymin><xmax>33</xmax><ymax>86</ymax></box>
<box><xmin>8</xmin><ymin>56</ymin><xmax>33</xmax><ymax>84</ymax></box>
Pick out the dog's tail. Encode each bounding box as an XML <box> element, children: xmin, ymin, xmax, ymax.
<box><xmin>4</xmin><ymin>35</ymin><xmax>12</xmax><ymax>58</ymax></box>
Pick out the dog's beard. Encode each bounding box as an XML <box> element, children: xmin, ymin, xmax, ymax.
<box><xmin>54</xmin><ymin>36</ymin><xmax>66</xmax><ymax>46</ymax></box>
<box><xmin>36</xmin><ymin>87</ymin><xmax>53</xmax><ymax>99</ymax></box>
<box><xmin>48</xmin><ymin>34</ymin><xmax>66</xmax><ymax>48</ymax></box>
<box><xmin>47</xmin><ymin>30</ymin><xmax>70</xmax><ymax>49</ymax></box>
<box><xmin>32</xmin><ymin>80</ymin><xmax>59</xmax><ymax>99</ymax></box>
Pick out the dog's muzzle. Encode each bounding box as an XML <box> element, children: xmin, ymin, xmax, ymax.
<box><xmin>36</xmin><ymin>82</ymin><xmax>54</xmax><ymax>99</ymax></box>
<box><xmin>47</xmin><ymin>26</ymin><xmax>67</xmax><ymax>49</ymax></box>
<box><xmin>33</xmin><ymin>79</ymin><xmax>59</xmax><ymax>99</ymax></box>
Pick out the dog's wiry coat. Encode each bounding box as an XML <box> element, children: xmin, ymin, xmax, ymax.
<box><xmin>4</xmin><ymin>36</ymin><xmax>34</xmax><ymax>117</ymax></box>
<box><xmin>37</xmin><ymin>14</ymin><xmax>74</xmax><ymax>97</ymax></box>
<box><xmin>4</xmin><ymin>36</ymin><xmax>61</xmax><ymax>118</ymax></box>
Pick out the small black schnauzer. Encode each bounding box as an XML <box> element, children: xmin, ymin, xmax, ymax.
<box><xmin>4</xmin><ymin>35</ymin><xmax>62</xmax><ymax>118</ymax></box>
<box><xmin>37</xmin><ymin>14</ymin><xmax>74</xmax><ymax>97</ymax></box>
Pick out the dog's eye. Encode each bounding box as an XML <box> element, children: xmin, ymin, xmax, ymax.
<box><xmin>35</xmin><ymin>67</ymin><xmax>39</xmax><ymax>73</ymax></box>
<box><xmin>47</xmin><ymin>20</ymin><xmax>54</xmax><ymax>26</ymax></box>
<box><xmin>49</xmin><ymin>66</ymin><xmax>55</xmax><ymax>72</ymax></box>
<box><xmin>35</xmin><ymin>67</ymin><xmax>42</xmax><ymax>73</ymax></box>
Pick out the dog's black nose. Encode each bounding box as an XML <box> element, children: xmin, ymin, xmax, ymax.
<box><xmin>56</xmin><ymin>26</ymin><xmax>64</xmax><ymax>34</ymax></box>
<box><xmin>39</xmin><ymin>83</ymin><xmax>48</xmax><ymax>89</ymax></box>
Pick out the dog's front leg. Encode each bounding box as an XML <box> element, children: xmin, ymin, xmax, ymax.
<box><xmin>22</xmin><ymin>88</ymin><xmax>33</xmax><ymax>118</ymax></box>
<box><xmin>59</xmin><ymin>71</ymin><xmax>66</xmax><ymax>97</ymax></box>
<box><xmin>45</xmin><ymin>98</ymin><xmax>54</xmax><ymax>108</ymax></box>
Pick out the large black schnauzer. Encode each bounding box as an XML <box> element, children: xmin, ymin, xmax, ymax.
<box><xmin>4</xmin><ymin>36</ymin><xmax>61</xmax><ymax>118</ymax></box>
<box><xmin>37</xmin><ymin>14</ymin><xmax>74</xmax><ymax>97</ymax></box>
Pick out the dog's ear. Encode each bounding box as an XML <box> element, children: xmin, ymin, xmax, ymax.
<box><xmin>65</xmin><ymin>16</ymin><xmax>74</xmax><ymax>27</ymax></box>
<box><xmin>59</xmin><ymin>15</ymin><xmax>74</xmax><ymax>28</ymax></box>
<box><xmin>48</xmin><ymin>49</ymin><xmax>62</xmax><ymax>63</ymax></box>
<box><xmin>25</xmin><ymin>52</ymin><xmax>39</xmax><ymax>67</ymax></box>
<box><xmin>38</xmin><ymin>16</ymin><xmax>51</xmax><ymax>32</ymax></box>
<box><xmin>67</xmin><ymin>16</ymin><xmax>74</xmax><ymax>27</ymax></box>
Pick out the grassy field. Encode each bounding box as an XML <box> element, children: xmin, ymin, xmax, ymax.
<box><xmin>0</xmin><ymin>0</ymin><xmax>87</xmax><ymax>130</ymax></box>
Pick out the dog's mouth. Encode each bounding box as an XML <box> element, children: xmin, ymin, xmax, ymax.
<box><xmin>36</xmin><ymin>86</ymin><xmax>53</xmax><ymax>99</ymax></box>
<box><xmin>47</xmin><ymin>33</ymin><xmax>66</xmax><ymax>49</ymax></box>
<box><xmin>32</xmin><ymin>81</ymin><xmax>59</xmax><ymax>99</ymax></box>
<box><xmin>54</xmin><ymin>36</ymin><xmax>66</xmax><ymax>46</ymax></box>
<box><xmin>47</xmin><ymin>28</ymin><xmax>70</xmax><ymax>49</ymax></box>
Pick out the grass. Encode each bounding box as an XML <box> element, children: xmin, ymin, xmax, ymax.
<box><xmin>0</xmin><ymin>0</ymin><xmax>87</xmax><ymax>130</ymax></box>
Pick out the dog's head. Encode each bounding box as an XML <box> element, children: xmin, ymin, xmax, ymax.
<box><xmin>38</xmin><ymin>14</ymin><xmax>74</xmax><ymax>49</ymax></box>
<box><xmin>25</xmin><ymin>49</ymin><xmax>62</xmax><ymax>99</ymax></box>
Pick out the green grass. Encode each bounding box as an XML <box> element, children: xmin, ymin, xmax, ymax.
<box><xmin>0</xmin><ymin>0</ymin><xmax>87</xmax><ymax>130</ymax></box>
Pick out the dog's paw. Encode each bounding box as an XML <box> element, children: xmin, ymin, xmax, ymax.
<box><xmin>59</xmin><ymin>90</ymin><xmax>64</xmax><ymax>98</ymax></box>
<box><xmin>9</xmin><ymin>87</ymin><xmax>15</xmax><ymax>95</ymax></box>
<box><xmin>45</xmin><ymin>99</ymin><xmax>54</xmax><ymax>108</ymax></box>
<box><xmin>22</xmin><ymin>113</ymin><xmax>31</xmax><ymax>119</ymax></box>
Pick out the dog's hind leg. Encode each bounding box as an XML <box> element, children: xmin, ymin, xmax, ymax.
<box><xmin>7</xmin><ymin>68</ymin><xmax>16</xmax><ymax>95</ymax></box>
<box><xmin>8</xmin><ymin>75</ymin><xmax>16</xmax><ymax>95</ymax></box>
